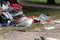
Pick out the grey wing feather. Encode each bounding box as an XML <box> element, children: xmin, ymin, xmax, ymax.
<box><xmin>19</xmin><ymin>20</ymin><xmax>29</xmax><ymax>27</ymax></box>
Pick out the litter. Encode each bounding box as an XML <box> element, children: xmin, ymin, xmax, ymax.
<box><xmin>39</xmin><ymin>14</ymin><xmax>50</xmax><ymax>21</ymax></box>
<box><xmin>44</xmin><ymin>26</ymin><xmax>55</xmax><ymax>30</ymax></box>
<box><xmin>8</xmin><ymin>7</ymin><xmax>23</xmax><ymax>17</ymax></box>
<box><xmin>0</xmin><ymin>0</ymin><xmax>60</xmax><ymax>28</ymax></box>
<box><xmin>34</xmin><ymin>17</ymin><xmax>40</xmax><ymax>23</ymax></box>
<box><xmin>47</xmin><ymin>38</ymin><xmax>59</xmax><ymax>40</ymax></box>
<box><xmin>0</xmin><ymin>0</ymin><xmax>25</xmax><ymax>27</ymax></box>
<box><xmin>9</xmin><ymin>3</ymin><xmax>23</xmax><ymax>10</ymax></box>
<box><xmin>1</xmin><ymin>1</ymin><xmax>9</xmax><ymax>11</ymax></box>
<box><xmin>2</xmin><ymin>11</ymin><xmax>13</xmax><ymax>20</ymax></box>
<box><xmin>54</xmin><ymin>20</ymin><xmax>60</xmax><ymax>24</ymax></box>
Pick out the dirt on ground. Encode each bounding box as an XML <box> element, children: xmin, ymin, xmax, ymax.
<box><xmin>0</xmin><ymin>23</ymin><xmax>60</xmax><ymax>40</ymax></box>
<box><xmin>0</xmin><ymin>19</ymin><xmax>60</xmax><ymax>40</ymax></box>
<box><xmin>0</xmin><ymin>31</ymin><xmax>60</xmax><ymax>40</ymax></box>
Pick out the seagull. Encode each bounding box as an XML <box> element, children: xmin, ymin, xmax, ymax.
<box><xmin>16</xmin><ymin>16</ymin><xmax>34</xmax><ymax>27</ymax></box>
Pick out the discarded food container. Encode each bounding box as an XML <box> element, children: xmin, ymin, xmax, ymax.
<box><xmin>39</xmin><ymin>14</ymin><xmax>49</xmax><ymax>21</ymax></box>
<box><xmin>34</xmin><ymin>17</ymin><xmax>40</xmax><ymax>23</ymax></box>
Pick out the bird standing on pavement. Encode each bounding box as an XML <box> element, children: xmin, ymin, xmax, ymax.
<box><xmin>16</xmin><ymin>16</ymin><xmax>34</xmax><ymax>27</ymax></box>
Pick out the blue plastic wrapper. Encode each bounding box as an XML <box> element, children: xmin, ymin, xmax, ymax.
<box><xmin>2</xmin><ymin>23</ymin><xmax>7</xmax><ymax>27</ymax></box>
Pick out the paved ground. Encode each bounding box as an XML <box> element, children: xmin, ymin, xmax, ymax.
<box><xmin>0</xmin><ymin>31</ymin><xmax>60</xmax><ymax>40</ymax></box>
<box><xmin>0</xmin><ymin>1</ymin><xmax>60</xmax><ymax>40</ymax></box>
<box><xmin>0</xmin><ymin>19</ymin><xmax>60</xmax><ymax>40</ymax></box>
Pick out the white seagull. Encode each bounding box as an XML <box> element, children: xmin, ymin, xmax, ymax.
<box><xmin>16</xmin><ymin>16</ymin><xmax>34</xmax><ymax>27</ymax></box>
